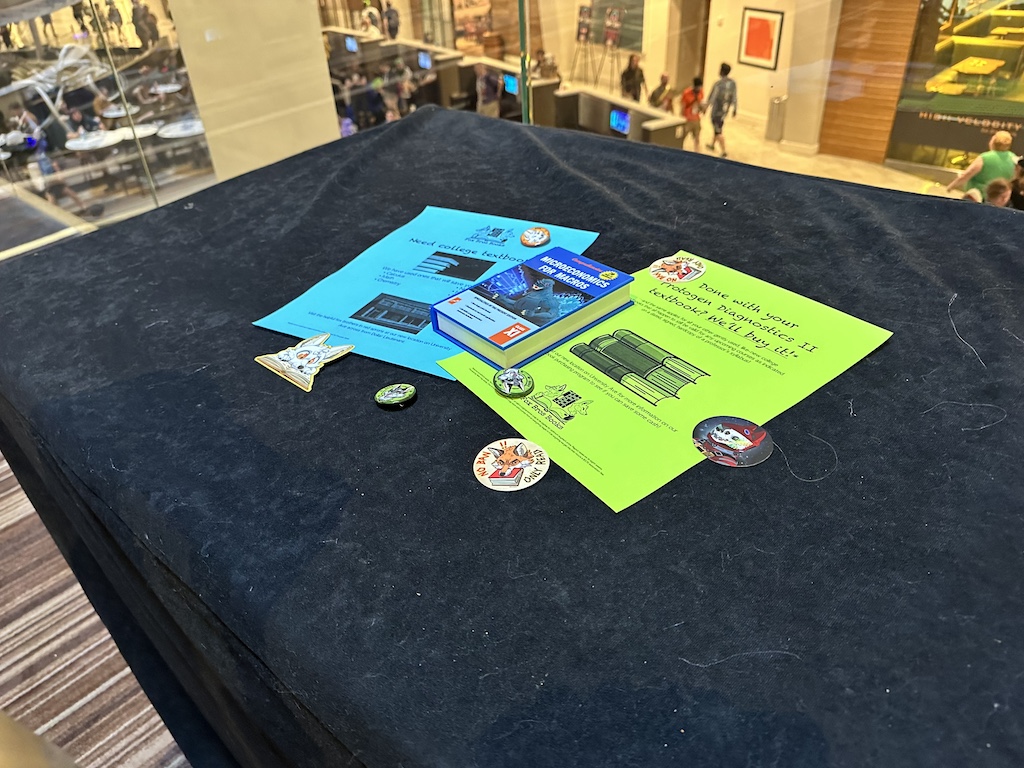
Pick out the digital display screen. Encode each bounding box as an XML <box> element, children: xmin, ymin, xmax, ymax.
<box><xmin>418</xmin><ymin>51</ymin><xmax>432</xmax><ymax>69</ymax></box>
<box><xmin>503</xmin><ymin>73</ymin><xmax>519</xmax><ymax>96</ymax></box>
<box><xmin>609</xmin><ymin>108</ymin><xmax>630</xmax><ymax>135</ymax></box>
<box><xmin>344</xmin><ymin>36</ymin><xmax>359</xmax><ymax>53</ymax></box>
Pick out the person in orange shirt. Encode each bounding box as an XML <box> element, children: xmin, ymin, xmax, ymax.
<box><xmin>679</xmin><ymin>77</ymin><xmax>705</xmax><ymax>152</ymax></box>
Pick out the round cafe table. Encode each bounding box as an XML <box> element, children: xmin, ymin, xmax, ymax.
<box><xmin>102</xmin><ymin>104</ymin><xmax>142</xmax><ymax>120</ymax></box>
<box><xmin>4</xmin><ymin>131</ymin><xmax>27</xmax><ymax>148</ymax></box>
<box><xmin>150</xmin><ymin>83</ymin><xmax>183</xmax><ymax>95</ymax></box>
<box><xmin>115</xmin><ymin>124</ymin><xmax>160</xmax><ymax>141</ymax></box>
<box><xmin>157</xmin><ymin>119</ymin><xmax>205</xmax><ymax>140</ymax></box>
<box><xmin>65</xmin><ymin>131</ymin><xmax>125</xmax><ymax>152</ymax></box>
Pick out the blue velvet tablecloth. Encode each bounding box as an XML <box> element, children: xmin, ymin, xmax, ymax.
<box><xmin>1</xmin><ymin>106</ymin><xmax>1022</xmax><ymax>767</ymax></box>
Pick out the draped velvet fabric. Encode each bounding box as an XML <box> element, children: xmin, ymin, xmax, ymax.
<box><xmin>0</xmin><ymin>106</ymin><xmax>1022</xmax><ymax>767</ymax></box>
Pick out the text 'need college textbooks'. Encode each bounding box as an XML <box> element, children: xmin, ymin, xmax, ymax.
<box><xmin>430</xmin><ymin>247</ymin><xmax>634</xmax><ymax>369</ymax></box>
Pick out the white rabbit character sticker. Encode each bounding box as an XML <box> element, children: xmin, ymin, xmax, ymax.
<box><xmin>255</xmin><ymin>333</ymin><xmax>354</xmax><ymax>392</ymax></box>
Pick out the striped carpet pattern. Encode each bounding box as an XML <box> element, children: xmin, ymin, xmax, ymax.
<box><xmin>0</xmin><ymin>452</ymin><xmax>191</xmax><ymax>767</ymax></box>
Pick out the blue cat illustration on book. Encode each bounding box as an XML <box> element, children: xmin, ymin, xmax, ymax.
<box><xmin>492</xmin><ymin>277</ymin><xmax>561</xmax><ymax>323</ymax></box>
<box><xmin>477</xmin><ymin>266</ymin><xmax>588</xmax><ymax>328</ymax></box>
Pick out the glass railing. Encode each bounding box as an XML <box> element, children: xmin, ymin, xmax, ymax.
<box><xmin>1</xmin><ymin>0</ymin><xmax>1019</xmax><ymax>261</ymax></box>
<box><xmin>0</xmin><ymin>0</ymin><xmax>214</xmax><ymax>259</ymax></box>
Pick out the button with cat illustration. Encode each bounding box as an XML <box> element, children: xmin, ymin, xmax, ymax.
<box><xmin>519</xmin><ymin>227</ymin><xmax>551</xmax><ymax>247</ymax></box>
<box><xmin>472</xmin><ymin>438</ymin><xmax>549</xmax><ymax>491</ymax></box>
<box><xmin>374</xmin><ymin>383</ymin><xmax>417</xmax><ymax>409</ymax></box>
<box><xmin>493</xmin><ymin>368</ymin><xmax>534</xmax><ymax>398</ymax></box>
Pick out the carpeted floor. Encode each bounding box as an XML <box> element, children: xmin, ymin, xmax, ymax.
<box><xmin>0</xmin><ymin>451</ymin><xmax>190</xmax><ymax>768</ymax></box>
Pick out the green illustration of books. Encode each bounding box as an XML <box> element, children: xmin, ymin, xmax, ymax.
<box><xmin>570</xmin><ymin>329</ymin><xmax>709</xmax><ymax>405</ymax></box>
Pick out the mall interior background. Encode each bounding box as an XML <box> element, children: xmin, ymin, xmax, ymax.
<box><xmin>0</xmin><ymin>0</ymin><xmax>1020</xmax><ymax>259</ymax></box>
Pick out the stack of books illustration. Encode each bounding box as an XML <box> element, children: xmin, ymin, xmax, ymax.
<box><xmin>571</xmin><ymin>329</ymin><xmax>709</xmax><ymax>405</ymax></box>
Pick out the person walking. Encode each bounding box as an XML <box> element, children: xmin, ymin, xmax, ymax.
<box><xmin>946</xmin><ymin>130</ymin><xmax>1017</xmax><ymax>200</ymax></box>
<box><xmin>106</xmin><ymin>2</ymin><xmax>123</xmax><ymax>43</ymax></box>
<box><xmin>131</xmin><ymin>0</ymin><xmax>148</xmax><ymax>48</ymax></box>
<box><xmin>142</xmin><ymin>5</ymin><xmax>159</xmax><ymax>46</ymax></box>
<box><xmin>648</xmin><ymin>73</ymin><xmax>673</xmax><ymax>112</ymax></box>
<box><xmin>71</xmin><ymin>2</ymin><xmax>89</xmax><ymax>35</ymax></box>
<box><xmin>40</xmin><ymin>13</ymin><xmax>57</xmax><ymax>42</ymax></box>
<box><xmin>475</xmin><ymin>63</ymin><xmax>502</xmax><ymax>118</ymax></box>
<box><xmin>384</xmin><ymin>1</ymin><xmax>400</xmax><ymax>39</ymax></box>
<box><xmin>620</xmin><ymin>54</ymin><xmax>647</xmax><ymax>102</ymax></box>
<box><xmin>705</xmin><ymin>62</ymin><xmax>737</xmax><ymax>158</ymax></box>
<box><xmin>680</xmin><ymin>76</ymin><xmax>705</xmax><ymax>152</ymax></box>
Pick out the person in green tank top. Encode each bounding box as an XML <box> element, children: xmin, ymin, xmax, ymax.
<box><xmin>946</xmin><ymin>131</ymin><xmax>1018</xmax><ymax>198</ymax></box>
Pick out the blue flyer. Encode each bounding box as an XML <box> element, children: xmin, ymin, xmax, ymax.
<box><xmin>253</xmin><ymin>207</ymin><xmax>600</xmax><ymax>379</ymax></box>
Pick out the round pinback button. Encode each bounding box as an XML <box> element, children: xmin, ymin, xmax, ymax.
<box><xmin>520</xmin><ymin>227</ymin><xmax>551</xmax><ymax>247</ymax></box>
<box><xmin>692</xmin><ymin>416</ymin><xmax>773</xmax><ymax>467</ymax></box>
<box><xmin>493</xmin><ymin>368</ymin><xmax>534</xmax><ymax>398</ymax></box>
<box><xmin>473</xmin><ymin>438</ymin><xmax>549</xmax><ymax>491</ymax></box>
<box><xmin>374</xmin><ymin>383</ymin><xmax>417</xmax><ymax>409</ymax></box>
<box><xmin>648</xmin><ymin>255</ymin><xmax>706</xmax><ymax>284</ymax></box>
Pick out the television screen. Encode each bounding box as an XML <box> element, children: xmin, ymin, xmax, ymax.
<box><xmin>344</xmin><ymin>36</ymin><xmax>359</xmax><ymax>53</ymax></box>
<box><xmin>609</xmin><ymin>108</ymin><xmax>630</xmax><ymax>135</ymax></box>
<box><xmin>418</xmin><ymin>51</ymin><xmax>432</xmax><ymax>69</ymax></box>
<box><xmin>503</xmin><ymin>73</ymin><xmax>519</xmax><ymax>96</ymax></box>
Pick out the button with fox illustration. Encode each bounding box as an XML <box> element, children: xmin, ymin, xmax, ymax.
<box><xmin>473</xmin><ymin>438</ymin><xmax>549</xmax><ymax>491</ymax></box>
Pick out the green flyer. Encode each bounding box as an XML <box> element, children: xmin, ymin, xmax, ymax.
<box><xmin>440</xmin><ymin>252</ymin><xmax>893</xmax><ymax>512</ymax></box>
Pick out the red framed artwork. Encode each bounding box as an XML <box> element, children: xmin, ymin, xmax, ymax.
<box><xmin>738</xmin><ymin>8</ymin><xmax>783</xmax><ymax>70</ymax></box>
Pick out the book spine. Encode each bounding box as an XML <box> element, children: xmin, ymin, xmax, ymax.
<box><xmin>590</xmin><ymin>336</ymin><xmax>693</xmax><ymax>396</ymax></box>
<box><xmin>611</xmin><ymin>329</ymin><xmax>709</xmax><ymax>382</ymax></box>
<box><xmin>569</xmin><ymin>344</ymin><xmax>669</xmax><ymax>405</ymax></box>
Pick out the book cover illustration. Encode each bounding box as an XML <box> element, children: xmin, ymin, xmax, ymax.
<box><xmin>433</xmin><ymin>248</ymin><xmax>634</xmax><ymax>352</ymax></box>
<box><xmin>475</xmin><ymin>263</ymin><xmax>592</xmax><ymax>332</ymax></box>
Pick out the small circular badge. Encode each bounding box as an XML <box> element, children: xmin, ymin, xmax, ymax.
<box><xmin>692</xmin><ymin>416</ymin><xmax>773</xmax><ymax>467</ymax></box>
<box><xmin>493</xmin><ymin>368</ymin><xmax>534</xmax><ymax>398</ymax></box>
<box><xmin>473</xmin><ymin>438</ymin><xmax>549</xmax><ymax>491</ymax></box>
<box><xmin>649</xmin><ymin>255</ymin><xmax>706</xmax><ymax>284</ymax></box>
<box><xmin>599</xmin><ymin>270</ymin><xmax>618</xmax><ymax>280</ymax></box>
<box><xmin>520</xmin><ymin>227</ymin><xmax>551</xmax><ymax>247</ymax></box>
<box><xmin>374</xmin><ymin>383</ymin><xmax>417</xmax><ymax>409</ymax></box>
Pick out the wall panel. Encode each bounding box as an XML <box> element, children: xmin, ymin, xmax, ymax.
<box><xmin>818</xmin><ymin>0</ymin><xmax>919</xmax><ymax>163</ymax></box>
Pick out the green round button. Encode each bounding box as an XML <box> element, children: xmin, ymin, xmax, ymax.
<box><xmin>374</xmin><ymin>383</ymin><xmax>417</xmax><ymax>408</ymax></box>
<box><xmin>493</xmin><ymin>368</ymin><xmax>534</xmax><ymax>398</ymax></box>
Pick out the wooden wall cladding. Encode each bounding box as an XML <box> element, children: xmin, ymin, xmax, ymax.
<box><xmin>819</xmin><ymin>0</ymin><xmax>920</xmax><ymax>163</ymax></box>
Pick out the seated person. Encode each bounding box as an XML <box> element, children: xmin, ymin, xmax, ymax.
<box><xmin>12</xmin><ymin>103</ymin><xmax>39</xmax><ymax>135</ymax></box>
<box><xmin>93</xmin><ymin>89</ymin><xmax>112</xmax><ymax>117</ymax></box>
<box><xmin>124</xmin><ymin>67</ymin><xmax>170</xmax><ymax>123</ymax></box>
<box><xmin>34</xmin><ymin>149</ymin><xmax>88</xmax><ymax>213</ymax></box>
<box><xmin>65</xmin><ymin>107</ymin><xmax>102</xmax><ymax>138</ymax></box>
<box><xmin>964</xmin><ymin>178</ymin><xmax>1013</xmax><ymax>206</ymax></box>
<box><xmin>131</xmin><ymin>65</ymin><xmax>163</xmax><ymax>106</ymax></box>
<box><xmin>985</xmin><ymin>177</ymin><xmax>1012</xmax><ymax>207</ymax></box>
<box><xmin>1010</xmin><ymin>158</ymin><xmax>1024</xmax><ymax>211</ymax></box>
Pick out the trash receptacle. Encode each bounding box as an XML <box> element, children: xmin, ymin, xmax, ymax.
<box><xmin>766</xmin><ymin>95</ymin><xmax>787</xmax><ymax>142</ymax></box>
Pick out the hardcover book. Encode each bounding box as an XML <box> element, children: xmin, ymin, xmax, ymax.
<box><xmin>431</xmin><ymin>247</ymin><xmax>634</xmax><ymax>369</ymax></box>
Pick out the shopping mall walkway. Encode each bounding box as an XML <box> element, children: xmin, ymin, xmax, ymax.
<box><xmin>562</xmin><ymin>76</ymin><xmax>961</xmax><ymax>201</ymax></box>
